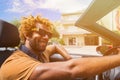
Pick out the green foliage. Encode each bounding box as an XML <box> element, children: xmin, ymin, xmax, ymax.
<box><xmin>52</xmin><ymin>27</ymin><xmax>60</xmax><ymax>38</ymax></box>
<box><xmin>102</xmin><ymin>39</ymin><xmax>112</xmax><ymax>45</ymax></box>
<box><xmin>113</xmin><ymin>30</ymin><xmax>120</xmax><ymax>36</ymax></box>
<box><xmin>10</xmin><ymin>19</ymin><xmax>20</xmax><ymax>28</ymax></box>
<box><xmin>58</xmin><ymin>38</ymin><xmax>65</xmax><ymax>45</ymax></box>
<box><xmin>10</xmin><ymin>18</ymin><xmax>61</xmax><ymax>46</ymax></box>
<box><xmin>10</xmin><ymin>19</ymin><xmax>60</xmax><ymax>38</ymax></box>
<box><xmin>49</xmin><ymin>38</ymin><xmax>65</xmax><ymax>45</ymax></box>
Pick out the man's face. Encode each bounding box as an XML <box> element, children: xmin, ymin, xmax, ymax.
<box><xmin>28</xmin><ymin>23</ymin><xmax>52</xmax><ymax>53</ymax></box>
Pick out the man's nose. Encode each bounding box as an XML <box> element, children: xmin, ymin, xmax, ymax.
<box><xmin>43</xmin><ymin>34</ymin><xmax>49</xmax><ymax>39</ymax></box>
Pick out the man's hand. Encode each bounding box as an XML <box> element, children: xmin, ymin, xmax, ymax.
<box><xmin>46</xmin><ymin>44</ymin><xmax>72</xmax><ymax>60</ymax></box>
<box><xmin>117</xmin><ymin>47</ymin><xmax>120</xmax><ymax>54</ymax></box>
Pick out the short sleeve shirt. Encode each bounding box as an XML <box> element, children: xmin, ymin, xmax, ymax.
<box><xmin>0</xmin><ymin>50</ymin><xmax>41</xmax><ymax>80</ymax></box>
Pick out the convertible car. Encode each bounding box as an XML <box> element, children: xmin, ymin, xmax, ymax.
<box><xmin>75</xmin><ymin>0</ymin><xmax>120</xmax><ymax>80</ymax></box>
<box><xmin>0</xmin><ymin>0</ymin><xmax>120</xmax><ymax>80</ymax></box>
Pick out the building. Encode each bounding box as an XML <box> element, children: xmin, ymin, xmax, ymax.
<box><xmin>56</xmin><ymin>11</ymin><xmax>99</xmax><ymax>47</ymax></box>
<box><xmin>55</xmin><ymin>6</ymin><xmax>120</xmax><ymax>47</ymax></box>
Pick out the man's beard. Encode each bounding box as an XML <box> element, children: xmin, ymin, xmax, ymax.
<box><xmin>29</xmin><ymin>38</ymin><xmax>47</xmax><ymax>53</ymax></box>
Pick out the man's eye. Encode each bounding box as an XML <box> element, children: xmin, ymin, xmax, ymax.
<box><xmin>47</xmin><ymin>33</ymin><xmax>52</xmax><ymax>38</ymax></box>
<box><xmin>38</xmin><ymin>30</ymin><xmax>52</xmax><ymax>38</ymax></box>
<box><xmin>39</xmin><ymin>31</ymin><xmax>45</xmax><ymax>36</ymax></box>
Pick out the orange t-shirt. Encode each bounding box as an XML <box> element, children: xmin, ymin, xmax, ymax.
<box><xmin>0</xmin><ymin>50</ymin><xmax>41</xmax><ymax>80</ymax></box>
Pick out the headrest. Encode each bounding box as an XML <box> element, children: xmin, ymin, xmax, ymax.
<box><xmin>0</xmin><ymin>20</ymin><xmax>20</xmax><ymax>47</ymax></box>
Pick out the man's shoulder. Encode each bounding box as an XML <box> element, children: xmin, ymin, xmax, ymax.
<box><xmin>1</xmin><ymin>50</ymin><xmax>41</xmax><ymax>71</ymax></box>
<box><xmin>0</xmin><ymin>50</ymin><xmax>41</xmax><ymax>80</ymax></box>
<box><xmin>3</xmin><ymin>50</ymin><xmax>40</xmax><ymax>64</ymax></box>
<box><xmin>13</xmin><ymin>50</ymin><xmax>30</xmax><ymax>57</ymax></box>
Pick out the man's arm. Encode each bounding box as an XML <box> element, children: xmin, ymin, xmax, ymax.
<box><xmin>29</xmin><ymin>54</ymin><xmax>120</xmax><ymax>80</ymax></box>
<box><xmin>46</xmin><ymin>44</ymin><xmax>72</xmax><ymax>60</ymax></box>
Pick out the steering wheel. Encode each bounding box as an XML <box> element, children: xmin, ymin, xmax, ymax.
<box><xmin>103</xmin><ymin>47</ymin><xmax>119</xmax><ymax>56</ymax></box>
<box><xmin>98</xmin><ymin>46</ymin><xmax>120</xmax><ymax>80</ymax></box>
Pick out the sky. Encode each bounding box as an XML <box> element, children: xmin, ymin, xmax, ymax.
<box><xmin>0</xmin><ymin>0</ymin><xmax>92</xmax><ymax>22</ymax></box>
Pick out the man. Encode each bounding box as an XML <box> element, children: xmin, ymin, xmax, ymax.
<box><xmin>19</xmin><ymin>15</ymin><xmax>72</xmax><ymax>62</ymax></box>
<box><xmin>0</xmin><ymin>15</ymin><xmax>120</xmax><ymax>80</ymax></box>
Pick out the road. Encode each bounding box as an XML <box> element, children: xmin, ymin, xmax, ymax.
<box><xmin>64</xmin><ymin>46</ymin><xmax>102</xmax><ymax>57</ymax></box>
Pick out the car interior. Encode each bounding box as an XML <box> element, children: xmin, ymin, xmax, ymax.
<box><xmin>75</xmin><ymin>0</ymin><xmax>120</xmax><ymax>80</ymax></box>
<box><xmin>0</xmin><ymin>0</ymin><xmax>120</xmax><ymax>80</ymax></box>
<box><xmin>0</xmin><ymin>20</ymin><xmax>20</xmax><ymax>67</ymax></box>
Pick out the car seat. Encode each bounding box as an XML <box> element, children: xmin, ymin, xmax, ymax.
<box><xmin>0</xmin><ymin>20</ymin><xmax>20</xmax><ymax>67</ymax></box>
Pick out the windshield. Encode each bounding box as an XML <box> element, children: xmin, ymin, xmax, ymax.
<box><xmin>1</xmin><ymin>0</ymin><xmax>120</xmax><ymax>56</ymax></box>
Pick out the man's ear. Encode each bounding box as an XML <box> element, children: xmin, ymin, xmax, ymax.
<box><xmin>24</xmin><ymin>34</ymin><xmax>31</xmax><ymax>40</ymax></box>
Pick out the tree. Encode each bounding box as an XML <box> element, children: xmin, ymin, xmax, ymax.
<box><xmin>52</xmin><ymin>27</ymin><xmax>60</xmax><ymax>38</ymax></box>
<box><xmin>10</xmin><ymin>19</ymin><xmax>20</xmax><ymax>28</ymax></box>
<box><xmin>10</xmin><ymin>19</ymin><xmax>62</xmax><ymax>44</ymax></box>
<box><xmin>49</xmin><ymin>38</ymin><xmax>65</xmax><ymax>45</ymax></box>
